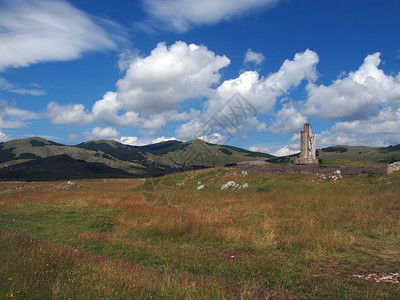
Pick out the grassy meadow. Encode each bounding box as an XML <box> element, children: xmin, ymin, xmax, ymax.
<box><xmin>1</xmin><ymin>168</ymin><xmax>400</xmax><ymax>299</ymax></box>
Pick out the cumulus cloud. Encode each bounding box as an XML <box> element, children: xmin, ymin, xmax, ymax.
<box><xmin>0</xmin><ymin>100</ymin><xmax>38</xmax><ymax>129</ymax></box>
<box><xmin>214</xmin><ymin>49</ymin><xmax>319</xmax><ymax>114</ymax></box>
<box><xmin>46</xmin><ymin>89</ymin><xmax>197</xmax><ymax>132</ymax></box>
<box><xmin>118</xmin><ymin>48</ymin><xmax>140</xmax><ymax>72</ymax></box>
<box><xmin>46</xmin><ymin>92</ymin><xmax>140</xmax><ymax>127</ymax></box>
<box><xmin>244</xmin><ymin>49</ymin><xmax>265</xmax><ymax>66</ymax></box>
<box><xmin>176</xmin><ymin>49</ymin><xmax>319</xmax><ymax>141</ymax></box>
<box><xmin>303</xmin><ymin>52</ymin><xmax>400</xmax><ymax>120</ymax></box>
<box><xmin>199</xmin><ymin>132</ymin><xmax>228</xmax><ymax>145</ymax></box>
<box><xmin>0</xmin><ymin>77</ymin><xmax>45</xmax><ymax>96</ymax></box>
<box><xmin>0</xmin><ymin>100</ymin><xmax>38</xmax><ymax>140</ymax></box>
<box><xmin>269</xmin><ymin>104</ymin><xmax>307</xmax><ymax>134</ymax></box>
<box><xmin>142</xmin><ymin>0</ymin><xmax>281</xmax><ymax>32</ymax></box>
<box><xmin>0</xmin><ymin>0</ymin><xmax>121</xmax><ymax>71</ymax></box>
<box><xmin>0</xmin><ymin>131</ymin><xmax>9</xmax><ymax>142</ymax></box>
<box><xmin>248</xmin><ymin>145</ymin><xmax>272</xmax><ymax>154</ymax></box>
<box><xmin>272</xmin><ymin>51</ymin><xmax>400</xmax><ymax>150</ymax></box>
<box><xmin>319</xmin><ymin>107</ymin><xmax>400</xmax><ymax>146</ymax></box>
<box><xmin>83</xmin><ymin>127</ymin><xmax>120</xmax><ymax>140</ymax></box>
<box><xmin>46</xmin><ymin>102</ymin><xmax>93</xmax><ymax>126</ymax></box>
<box><xmin>272</xmin><ymin>146</ymin><xmax>299</xmax><ymax>157</ymax></box>
<box><xmin>116</xmin><ymin>41</ymin><xmax>230</xmax><ymax>115</ymax></box>
<box><xmin>249</xmin><ymin>135</ymin><xmax>300</xmax><ymax>157</ymax></box>
<box><xmin>117</xmin><ymin>136</ymin><xmax>176</xmax><ymax>146</ymax></box>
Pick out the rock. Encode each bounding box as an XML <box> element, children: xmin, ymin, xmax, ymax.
<box><xmin>197</xmin><ymin>184</ymin><xmax>204</xmax><ymax>190</ymax></box>
<box><xmin>221</xmin><ymin>181</ymin><xmax>239</xmax><ymax>190</ymax></box>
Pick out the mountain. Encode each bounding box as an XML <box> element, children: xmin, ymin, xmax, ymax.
<box><xmin>0</xmin><ymin>137</ymin><xmax>274</xmax><ymax>180</ymax></box>
<box><xmin>0</xmin><ymin>155</ymin><xmax>133</xmax><ymax>181</ymax></box>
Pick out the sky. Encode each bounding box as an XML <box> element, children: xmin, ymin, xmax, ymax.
<box><xmin>1</xmin><ymin>0</ymin><xmax>400</xmax><ymax>156</ymax></box>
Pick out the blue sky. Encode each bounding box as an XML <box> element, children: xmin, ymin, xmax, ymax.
<box><xmin>1</xmin><ymin>0</ymin><xmax>400</xmax><ymax>155</ymax></box>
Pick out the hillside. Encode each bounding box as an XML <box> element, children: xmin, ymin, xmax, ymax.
<box><xmin>0</xmin><ymin>137</ymin><xmax>273</xmax><ymax>180</ymax></box>
<box><xmin>2</xmin><ymin>137</ymin><xmax>399</xmax><ymax>180</ymax></box>
<box><xmin>0</xmin><ymin>155</ymin><xmax>133</xmax><ymax>181</ymax></box>
<box><xmin>316</xmin><ymin>145</ymin><xmax>400</xmax><ymax>164</ymax></box>
<box><xmin>267</xmin><ymin>144</ymin><xmax>400</xmax><ymax>165</ymax></box>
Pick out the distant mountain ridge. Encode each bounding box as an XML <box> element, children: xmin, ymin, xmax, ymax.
<box><xmin>1</xmin><ymin>137</ymin><xmax>399</xmax><ymax>181</ymax></box>
<box><xmin>0</xmin><ymin>137</ymin><xmax>273</xmax><ymax>180</ymax></box>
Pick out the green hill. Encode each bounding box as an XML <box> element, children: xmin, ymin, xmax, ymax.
<box><xmin>317</xmin><ymin>145</ymin><xmax>400</xmax><ymax>164</ymax></box>
<box><xmin>267</xmin><ymin>144</ymin><xmax>400</xmax><ymax>165</ymax></box>
<box><xmin>0</xmin><ymin>137</ymin><xmax>274</xmax><ymax>180</ymax></box>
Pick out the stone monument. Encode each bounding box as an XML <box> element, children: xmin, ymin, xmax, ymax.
<box><xmin>295</xmin><ymin>123</ymin><xmax>317</xmax><ymax>164</ymax></box>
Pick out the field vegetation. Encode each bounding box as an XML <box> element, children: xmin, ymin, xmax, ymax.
<box><xmin>1</xmin><ymin>168</ymin><xmax>400</xmax><ymax>299</ymax></box>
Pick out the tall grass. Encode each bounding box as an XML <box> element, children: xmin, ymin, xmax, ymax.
<box><xmin>1</xmin><ymin>170</ymin><xmax>400</xmax><ymax>299</ymax></box>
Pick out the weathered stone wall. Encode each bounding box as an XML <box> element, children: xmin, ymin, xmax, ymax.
<box><xmin>236</xmin><ymin>161</ymin><xmax>390</xmax><ymax>175</ymax></box>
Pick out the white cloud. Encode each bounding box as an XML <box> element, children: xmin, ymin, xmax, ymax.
<box><xmin>0</xmin><ymin>0</ymin><xmax>120</xmax><ymax>71</ymax></box>
<box><xmin>151</xmin><ymin>136</ymin><xmax>176</xmax><ymax>144</ymax></box>
<box><xmin>142</xmin><ymin>0</ymin><xmax>281</xmax><ymax>32</ymax></box>
<box><xmin>199</xmin><ymin>132</ymin><xmax>228</xmax><ymax>145</ymax></box>
<box><xmin>269</xmin><ymin>104</ymin><xmax>307</xmax><ymax>134</ymax></box>
<box><xmin>316</xmin><ymin>130</ymin><xmax>363</xmax><ymax>148</ymax></box>
<box><xmin>0</xmin><ymin>100</ymin><xmax>38</xmax><ymax>141</ymax></box>
<box><xmin>116</xmin><ymin>41</ymin><xmax>230</xmax><ymax>115</ymax></box>
<box><xmin>0</xmin><ymin>77</ymin><xmax>46</xmax><ymax>96</ymax></box>
<box><xmin>244</xmin><ymin>49</ymin><xmax>265</xmax><ymax>66</ymax></box>
<box><xmin>303</xmin><ymin>52</ymin><xmax>400</xmax><ymax>120</ymax></box>
<box><xmin>176</xmin><ymin>49</ymin><xmax>318</xmax><ymax>140</ymax></box>
<box><xmin>117</xmin><ymin>136</ymin><xmax>176</xmax><ymax>146</ymax></box>
<box><xmin>46</xmin><ymin>90</ymin><xmax>196</xmax><ymax>132</ymax></box>
<box><xmin>272</xmin><ymin>146</ymin><xmax>298</xmax><ymax>157</ymax></box>
<box><xmin>214</xmin><ymin>49</ymin><xmax>319</xmax><ymax>114</ymax></box>
<box><xmin>68</xmin><ymin>133</ymin><xmax>80</xmax><ymax>140</ymax></box>
<box><xmin>0</xmin><ymin>100</ymin><xmax>38</xmax><ymax>129</ymax></box>
<box><xmin>118</xmin><ymin>48</ymin><xmax>140</xmax><ymax>72</ymax></box>
<box><xmin>324</xmin><ymin>107</ymin><xmax>400</xmax><ymax>146</ymax></box>
<box><xmin>293</xmin><ymin>52</ymin><xmax>400</xmax><ymax>147</ymax></box>
<box><xmin>267</xmin><ymin>133</ymin><xmax>301</xmax><ymax>157</ymax></box>
<box><xmin>249</xmin><ymin>143</ymin><xmax>299</xmax><ymax>157</ymax></box>
<box><xmin>117</xmin><ymin>136</ymin><xmax>139</xmax><ymax>146</ymax></box>
<box><xmin>83</xmin><ymin>127</ymin><xmax>120</xmax><ymax>140</ymax></box>
<box><xmin>0</xmin><ymin>131</ymin><xmax>9</xmax><ymax>142</ymax></box>
<box><xmin>46</xmin><ymin>91</ymin><xmax>140</xmax><ymax>127</ymax></box>
<box><xmin>46</xmin><ymin>102</ymin><xmax>93</xmax><ymax>126</ymax></box>
<box><xmin>248</xmin><ymin>145</ymin><xmax>272</xmax><ymax>154</ymax></box>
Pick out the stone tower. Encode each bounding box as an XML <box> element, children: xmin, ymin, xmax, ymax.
<box><xmin>295</xmin><ymin>123</ymin><xmax>317</xmax><ymax>164</ymax></box>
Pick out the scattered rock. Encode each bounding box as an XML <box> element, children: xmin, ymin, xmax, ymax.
<box><xmin>50</xmin><ymin>181</ymin><xmax>80</xmax><ymax>191</ymax></box>
<box><xmin>334</xmin><ymin>170</ymin><xmax>341</xmax><ymax>175</ymax></box>
<box><xmin>197</xmin><ymin>184</ymin><xmax>204</xmax><ymax>190</ymax></box>
<box><xmin>314</xmin><ymin>171</ymin><xmax>342</xmax><ymax>182</ymax></box>
<box><xmin>221</xmin><ymin>181</ymin><xmax>238</xmax><ymax>190</ymax></box>
<box><xmin>352</xmin><ymin>272</ymin><xmax>400</xmax><ymax>284</ymax></box>
<box><xmin>221</xmin><ymin>181</ymin><xmax>249</xmax><ymax>190</ymax></box>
